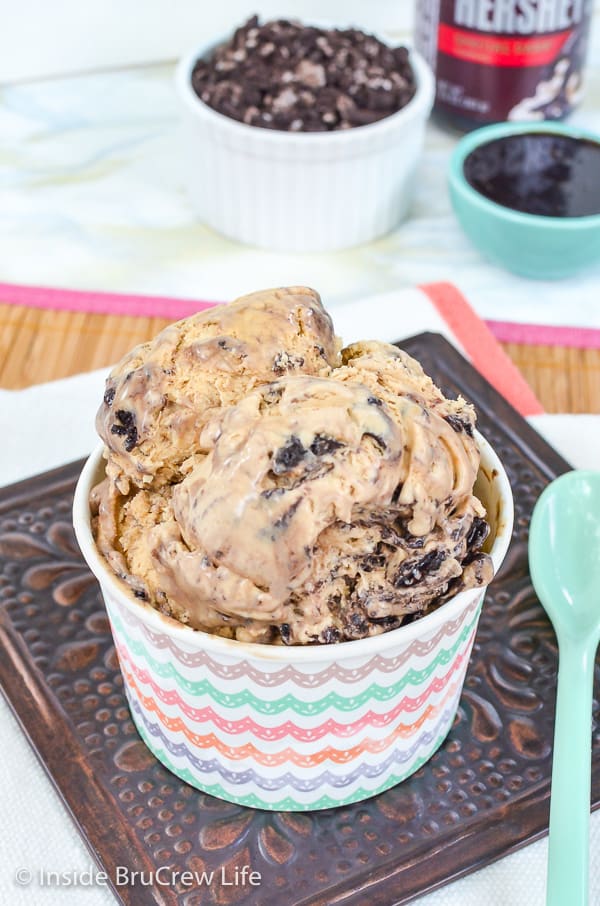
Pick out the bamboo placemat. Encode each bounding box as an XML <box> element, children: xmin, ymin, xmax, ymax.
<box><xmin>1</xmin><ymin>302</ymin><xmax>598</xmax><ymax>414</ymax></box>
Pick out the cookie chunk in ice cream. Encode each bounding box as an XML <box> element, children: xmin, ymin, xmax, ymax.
<box><xmin>91</xmin><ymin>286</ymin><xmax>493</xmax><ymax>645</ymax></box>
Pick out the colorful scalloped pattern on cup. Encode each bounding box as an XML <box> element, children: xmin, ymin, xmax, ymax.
<box><xmin>105</xmin><ymin>593</ymin><xmax>483</xmax><ymax>810</ymax></box>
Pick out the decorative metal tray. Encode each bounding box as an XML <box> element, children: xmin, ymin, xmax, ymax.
<box><xmin>1</xmin><ymin>333</ymin><xmax>596</xmax><ymax>906</ymax></box>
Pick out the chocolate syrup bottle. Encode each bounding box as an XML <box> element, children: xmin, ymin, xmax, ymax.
<box><xmin>414</xmin><ymin>0</ymin><xmax>594</xmax><ymax>130</ymax></box>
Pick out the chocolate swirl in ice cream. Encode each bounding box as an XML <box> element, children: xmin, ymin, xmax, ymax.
<box><xmin>91</xmin><ymin>286</ymin><xmax>493</xmax><ymax>645</ymax></box>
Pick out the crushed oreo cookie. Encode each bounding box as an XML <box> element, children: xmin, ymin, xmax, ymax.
<box><xmin>359</xmin><ymin>553</ymin><xmax>386</xmax><ymax>572</ymax></box>
<box><xmin>310</xmin><ymin>434</ymin><xmax>344</xmax><ymax>456</ymax></box>
<box><xmin>466</xmin><ymin>516</ymin><xmax>489</xmax><ymax>551</ymax></box>
<box><xmin>394</xmin><ymin>549</ymin><xmax>446</xmax><ymax>588</ymax></box>
<box><xmin>191</xmin><ymin>16</ymin><xmax>416</xmax><ymax>132</ymax></box>
<box><xmin>321</xmin><ymin>625</ymin><xmax>342</xmax><ymax>644</ymax></box>
<box><xmin>103</xmin><ymin>386</ymin><xmax>116</xmax><ymax>407</ymax></box>
<box><xmin>348</xmin><ymin>611</ymin><xmax>369</xmax><ymax>637</ymax></box>
<box><xmin>279</xmin><ymin>623</ymin><xmax>292</xmax><ymax>644</ymax></box>
<box><xmin>444</xmin><ymin>413</ymin><xmax>474</xmax><ymax>437</ymax></box>
<box><xmin>273</xmin><ymin>435</ymin><xmax>306</xmax><ymax>472</ymax></box>
<box><xmin>110</xmin><ymin>409</ymin><xmax>139</xmax><ymax>452</ymax></box>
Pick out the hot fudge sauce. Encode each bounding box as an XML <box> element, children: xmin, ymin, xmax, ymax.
<box><xmin>464</xmin><ymin>132</ymin><xmax>600</xmax><ymax>217</ymax></box>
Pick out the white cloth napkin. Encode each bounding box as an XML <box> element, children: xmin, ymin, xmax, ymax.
<box><xmin>1</xmin><ymin>295</ymin><xmax>599</xmax><ymax>905</ymax></box>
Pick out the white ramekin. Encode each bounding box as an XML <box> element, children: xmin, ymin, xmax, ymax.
<box><xmin>73</xmin><ymin>432</ymin><xmax>513</xmax><ymax>811</ymax></box>
<box><xmin>174</xmin><ymin>32</ymin><xmax>435</xmax><ymax>252</ymax></box>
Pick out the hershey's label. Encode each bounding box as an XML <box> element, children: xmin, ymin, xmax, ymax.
<box><xmin>414</xmin><ymin>0</ymin><xmax>593</xmax><ymax>124</ymax></box>
<box><xmin>453</xmin><ymin>0</ymin><xmax>586</xmax><ymax>35</ymax></box>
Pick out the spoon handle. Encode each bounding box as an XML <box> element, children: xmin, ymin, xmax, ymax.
<box><xmin>546</xmin><ymin>639</ymin><xmax>596</xmax><ymax>906</ymax></box>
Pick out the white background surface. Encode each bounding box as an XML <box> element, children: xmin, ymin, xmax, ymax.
<box><xmin>0</xmin><ymin>1</ymin><xmax>413</xmax><ymax>82</ymax></box>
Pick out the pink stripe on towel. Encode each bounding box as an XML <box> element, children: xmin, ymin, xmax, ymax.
<box><xmin>0</xmin><ymin>279</ymin><xmax>551</xmax><ymax>416</ymax></box>
<box><xmin>421</xmin><ymin>282</ymin><xmax>544</xmax><ymax>417</ymax></box>
<box><xmin>0</xmin><ymin>282</ymin><xmax>218</xmax><ymax>320</ymax></box>
<box><xmin>486</xmin><ymin>319</ymin><xmax>600</xmax><ymax>349</ymax></box>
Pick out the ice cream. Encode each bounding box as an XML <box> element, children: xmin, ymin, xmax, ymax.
<box><xmin>91</xmin><ymin>286</ymin><xmax>493</xmax><ymax>645</ymax></box>
<box><xmin>96</xmin><ymin>286</ymin><xmax>339</xmax><ymax>489</ymax></box>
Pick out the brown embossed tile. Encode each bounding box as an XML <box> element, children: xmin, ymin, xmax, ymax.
<box><xmin>1</xmin><ymin>333</ymin><xmax>598</xmax><ymax>906</ymax></box>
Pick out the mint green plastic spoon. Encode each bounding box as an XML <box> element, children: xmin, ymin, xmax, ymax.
<box><xmin>529</xmin><ymin>470</ymin><xmax>600</xmax><ymax>906</ymax></box>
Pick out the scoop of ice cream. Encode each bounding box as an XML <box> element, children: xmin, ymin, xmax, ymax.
<box><xmin>95</xmin><ymin>286</ymin><xmax>340</xmax><ymax>490</ymax></box>
<box><xmin>91</xmin><ymin>291</ymin><xmax>494</xmax><ymax>645</ymax></box>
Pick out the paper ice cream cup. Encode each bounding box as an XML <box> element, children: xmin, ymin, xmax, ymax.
<box><xmin>73</xmin><ymin>432</ymin><xmax>513</xmax><ymax>811</ymax></box>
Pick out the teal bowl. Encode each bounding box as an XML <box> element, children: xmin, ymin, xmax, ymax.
<box><xmin>449</xmin><ymin>122</ymin><xmax>600</xmax><ymax>280</ymax></box>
